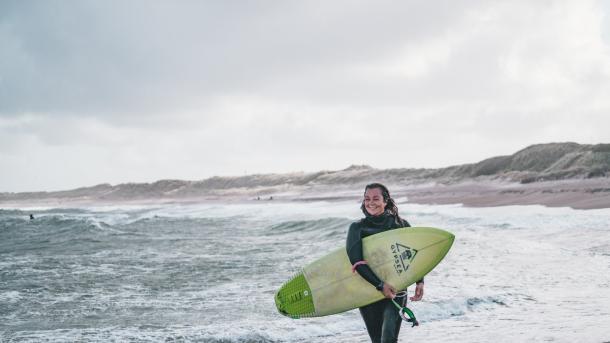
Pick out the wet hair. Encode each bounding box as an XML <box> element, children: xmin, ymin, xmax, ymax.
<box><xmin>360</xmin><ymin>182</ymin><xmax>402</xmax><ymax>221</ymax></box>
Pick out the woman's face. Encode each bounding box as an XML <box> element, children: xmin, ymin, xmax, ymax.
<box><xmin>363</xmin><ymin>187</ymin><xmax>387</xmax><ymax>216</ymax></box>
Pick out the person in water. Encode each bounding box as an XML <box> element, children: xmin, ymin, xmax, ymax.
<box><xmin>346</xmin><ymin>183</ymin><xmax>424</xmax><ymax>343</ymax></box>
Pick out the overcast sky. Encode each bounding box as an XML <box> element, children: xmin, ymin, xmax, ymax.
<box><xmin>1</xmin><ymin>1</ymin><xmax>610</xmax><ymax>192</ymax></box>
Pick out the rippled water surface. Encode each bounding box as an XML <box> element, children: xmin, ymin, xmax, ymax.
<box><xmin>1</xmin><ymin>201</ymin><xmax>609</xmax><ymax>342</ymax></box>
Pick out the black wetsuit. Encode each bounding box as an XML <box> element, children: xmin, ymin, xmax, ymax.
<box><xmin>346</xmin><ymin>211</ymin><xmax>422</xmax><ymax>343</ymax></box>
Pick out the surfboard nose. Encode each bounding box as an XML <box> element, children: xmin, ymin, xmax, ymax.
<box><xmin>412</xmin><ymin>227</ymin><xmax>455</xmax><ymax>267</ymax></box>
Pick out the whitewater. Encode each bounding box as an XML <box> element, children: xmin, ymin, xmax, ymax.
<box><xmin>1</xmin><ymin>199</ymin><xmax>609</xmax><ymax>342</ymax></box>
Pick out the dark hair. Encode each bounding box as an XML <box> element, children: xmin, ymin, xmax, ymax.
<box><xmin>360</xmin><ymin>182</ymin><xmax>402</xmax><ymax>220</ymax></box>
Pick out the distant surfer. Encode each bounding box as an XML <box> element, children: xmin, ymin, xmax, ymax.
<box><xmin>29</xmin><ymin>214</ymin><xmax>34</xmax><ymax>220</ymax></box>
<box><xmin>346</xmin><ymin>183</ymin><xmax>424</xmax><ymax>343</ymax></box>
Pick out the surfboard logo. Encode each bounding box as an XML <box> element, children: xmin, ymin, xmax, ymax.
<box><xmin>391</xmin><ymin>243</ymin><xmax>418</xmax><ymax>275</ymax></box>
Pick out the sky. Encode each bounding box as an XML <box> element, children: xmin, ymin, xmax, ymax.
<box><xmin>1</xmin><ymin>1</ymin><xmax>610</xmax><ymax>192</ymax></box>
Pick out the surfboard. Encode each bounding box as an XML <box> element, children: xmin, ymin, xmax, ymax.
<box><xmin>274</xmin><ymin>227</ymin><xmax>454</xmax><ymax>318</ymax></box>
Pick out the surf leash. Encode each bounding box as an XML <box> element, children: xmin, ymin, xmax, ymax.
<box><xmin>391</xmin><ymin>292</ymin><xmax>419</xmax><ymax>327</ymax></box>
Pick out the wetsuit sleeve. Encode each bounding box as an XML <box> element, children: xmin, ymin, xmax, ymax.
<box><xmin>346</xmin><ymin>222</ymin><xmax>383</xmax><ymax>288</ymax></box>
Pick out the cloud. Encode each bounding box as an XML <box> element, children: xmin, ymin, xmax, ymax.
<box><xmin>1</xmin><ymin>1</ymin><xmax>610</xmax><ymax>191</ymax></box>
<box><xmin>0</xmin><ymin>1</ymin><xmax>477</xmax><ymax>116</ymax></box>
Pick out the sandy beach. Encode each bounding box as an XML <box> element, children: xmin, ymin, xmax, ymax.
<box><xmin>393</xmin><ymin>178</ymin><xmax>610</xmax><ymax>210</ymax></box>
<box><xmin>259</xmin><ymin>178</ymin><xmax>610</xmax><ymax>210</ymax></box>
<box><xmin>2</xmin><ymin>177</ymin><xmax>610</xmax><ymax>211</ymax></box>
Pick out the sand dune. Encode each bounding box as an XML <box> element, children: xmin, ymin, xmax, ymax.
<box><xmin>2</xmin><ymin>142</ymin><xmax>609</xmax><ymax>209</ymax></box>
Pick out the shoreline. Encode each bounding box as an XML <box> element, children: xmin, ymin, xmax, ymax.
<box><xmin>1</xmin><ymin>178</ymin><xmax>610</xmax><ymax>211</ymax></box>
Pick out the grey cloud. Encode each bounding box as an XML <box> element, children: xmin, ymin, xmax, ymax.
<box><xmin>0</xmin><ymin>1</ymin><xmax>481</xmax><ymax>118</ymax></box>
<box><xmin>1</xmin><ymin>0</ymin><xmax>610</xmax><ymax>192</ymax></box>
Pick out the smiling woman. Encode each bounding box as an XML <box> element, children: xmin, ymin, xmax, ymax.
<box><xmin>362</xmin><ymin>186</ymin><xmax>386</xmax><ymax>216</ymax></box>
<box><xmin>347</xmin><ymin>183</ymin><xmax>425</xmax><ymax>343</ymax></box>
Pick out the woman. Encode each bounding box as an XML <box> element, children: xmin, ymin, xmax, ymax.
<box><xmin>346</xmin><ymin>183</ymin><xmax>424</xmax><ymax>343</ymax></box>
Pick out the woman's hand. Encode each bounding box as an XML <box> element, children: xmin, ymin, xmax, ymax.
<box><xmin>381</xmin><ymin>283</ymin><xmax>397</xmax><ymax>299</ymax></box>
<box><xmin>410</xmin><ymin>282</ymin><xmax>424</xmax><ymax>301</ymax></box>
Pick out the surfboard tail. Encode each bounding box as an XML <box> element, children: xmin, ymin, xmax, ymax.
<box><xmin>274</xmin><ymin>272</ymin><xmax>315</xmax><ymax>318</ymax></box>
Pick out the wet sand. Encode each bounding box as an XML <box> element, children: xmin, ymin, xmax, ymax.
<box><xmin>279</xmin><ymin>178</ymin><xmax>610</xmax><ymax>210</ymax></box>
<box><xmin>393</xmin><ymin>178</ymin><xmax>610</xmax><ymax>210</ymax></box>
<box><xmin>2</xmin><ymin>178</ymin><xmax>610</xmax><ymax>210</ymax></box>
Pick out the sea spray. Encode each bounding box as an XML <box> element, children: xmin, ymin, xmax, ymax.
<box><xmin>1</xmin><ymin>202</ymin><xmax>609</xmax><ymax>342</ymax></box>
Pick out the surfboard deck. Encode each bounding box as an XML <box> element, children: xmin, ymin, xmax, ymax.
<box><xmin>274</xmin><ymin>227</ymin><xmax>454</xmax><ymax>318</ymax></box>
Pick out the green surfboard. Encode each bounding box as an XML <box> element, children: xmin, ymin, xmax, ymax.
<box><xmin>275</xmin><ymin>227</ymin><xmax>454</xmax><ymax>318</ymax></box>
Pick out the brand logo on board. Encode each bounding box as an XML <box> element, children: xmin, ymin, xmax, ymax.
<box><xmin>391</xmin><ymin>243</ymin><xmax>417</xmax><ymax>275</ymax></box>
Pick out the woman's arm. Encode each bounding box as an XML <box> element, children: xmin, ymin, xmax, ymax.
<box><xmin>410</xmin><ymin>281</ymin><xmax>424</xmax><ymax>301</ymax></box>
<box><xmin>346</xmin><ymin>223</ymin><xmax>384</xmax><ymax>290</ymax></box>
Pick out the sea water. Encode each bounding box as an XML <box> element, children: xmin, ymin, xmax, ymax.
<box><xmin>1</xmin><ymin>200</ymin><xmax>609</xmax><ymax>342</ymax></box>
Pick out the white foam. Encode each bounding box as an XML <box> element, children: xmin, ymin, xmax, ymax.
<box><xmin>0</xmin><ymin>291</ymin><xmax>21</xmax><ymax>303</ymax></box>
<box><xmin>2</xmin><ymin>200</ymin><xmax>610</xmax><ymax>342</ymax></box>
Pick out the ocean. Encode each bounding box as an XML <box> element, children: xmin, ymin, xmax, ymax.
<box><xmin>1</xmin><ymin>200</ymin><xmax>609</xmax><ymax>342</ymax></box>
